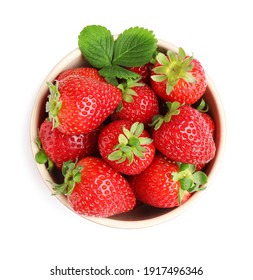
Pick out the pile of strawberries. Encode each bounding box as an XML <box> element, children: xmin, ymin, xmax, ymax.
<box><xmin>35</xmin><ymin>28</ymin><xmax>216</xmax><ymax>218</ymax></box>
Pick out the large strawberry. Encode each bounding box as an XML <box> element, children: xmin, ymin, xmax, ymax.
<box><xmin>111</xmin><ymin>79</ymin><xmax>159</xmax><ymax>125</ymax></box>
<box><xmin>46</xmin><ymin>76</ymin><xmax>122</xmax><ymax>134</ymax></box>
<box><xmin>56</xmin><ymin>67</ymin><xmax>105</xmax><ymax>82</ymax></box>
<box><xmin>53</xmin><ymin>157</ymin><xmax>136</xmax><ymax>217</ymax></box>
<box><xmin>150</xmin><ymin>47</ymin><xmax>207</xmax><ymax>105</ymax></box>
<box><xmin>98</xmin><ymin>120</ymin><xmax>155</xmax><ymax>175</ymax></box>
<box><xmin>36</xmin><ymin>119</ymin><xmax>101</xmax><ymax>169</ymax></box>
<box><xmin>152</xmin><ymin>102</ymin><xmax>216</xmax><ymax>165</ymax></box>
<box><xmin>129</xmin><ymin>154</ymin><xmax>207</xmax><ymax>208</ymax></box>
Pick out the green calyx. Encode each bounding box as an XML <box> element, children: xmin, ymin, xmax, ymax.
<box><xmin>150</xmin><ymin>101</ymin><xmax>181</xmax><ymax>130</ymax></box>
<box><xmin>108</xmin><ymin>122</ymin><xmax>153</xmax><ymax>165</ymax></box>
<box><xmin>151</xmin><ymin>47</ymin><xmax>196</xmax><ymax>94</ymax></box>
<box><xmin>52</xmin><ymin>160</ymin><xmax>83</xmax><ymax>196</ymax></box>
<box><xmin>45</xmin><ymin>81</ymin><xmax>62</xmax><ymax>129</ymax></box>
<box><xmin>172</xmin><ymin>163</ymin><xmax>208</xmax><ymax>205</ymax></box>
<box><xmin>116</xmin><ymin>78</ymin><xmax>144</xmax><ymax>112</ymax></box>
<box><xmin>35</xmin><ymin>136</ymin><xmax>54</xmax><ymax>171</ymax></box>
<box><xmin>196</xmin><ymin>98</ymin><xmax>209</xmax><ymax>113</ymax></box>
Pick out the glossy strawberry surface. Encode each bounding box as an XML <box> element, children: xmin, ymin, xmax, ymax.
<box><xmin>39</xmin><ymin>119</ymin><xmax>100</xmax><ymax>169</ymax></box>
<box><xmin>111</xmin><ymin>84</ymin><xmax>159</xmax><ymax>125</ymax></box>
<box><xmin>52</xmin><ymin>76</ymin><xmax>122</xmax><ymax>134</ymax></box>
<box><xmin>68</xmin><ymin>157</ymin><xmax>136</xmax><ymax>217</ymax></box>
<box><xmin>56</xmin><ymin>67</ymin><xmax>105</xmax><ymax>82</ymax></box>
<box><xmin>129</xmin><ymin>154</ymin><xmax>191</xmax><ymax>208</ymax></box>
<box><xmin>153</xmin><ymin>106</ymin><xmax>216</xmax><ymax>165</ymax></box>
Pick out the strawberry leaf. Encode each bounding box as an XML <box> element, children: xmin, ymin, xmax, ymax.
<box><xmin>78</xmin><ymin>25</ymin><xmax>114</xmax><ymax>68</ymax></box>
<box><xmin>78</xmin><ymin>25</ymin><xmax>157</xmax><ymax>83</ymax></box>
<box><xmin>113</xmin><ymin>27</ymin><xmax>157</xmax><ymax>67</ymax></box>
<box><xmin>99</xmin><ymin>65</ymin><xmax>140</xmax><ymax>79</ymax></box>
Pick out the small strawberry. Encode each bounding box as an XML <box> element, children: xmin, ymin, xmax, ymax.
<box><xmin>129</xmin><ymin>154</ymin><xmax>207</xmax><ymax>208</ymax></box>
<box><xmin>53</xmin><ymin>157</ymin><xmax>136</xmax><ymax>217</ymax></box>
<box><xmin>150</xmin><ymin>47</ymin><xmax>207</xmax><ymax>105</ymax></box>
<box><xmin>111</xmin><ymin>79</ymin><xmax>159</xmax><ymax>125</ymax></box>
<box><xmin>126</xmin><ymin>64</ymin><xmax>151</xmax><ymax>84</ymax></box>
<box><xmin>98</xmin><ymin>120</ymin><xmax>155</xmax><ymax>175</ymax></box>
<box><xmin>151</xmin><ymin>102</ymin><xmax>216</xmax><ymax>165</ymax></box>
<box><xmin>56</xmin><ymin>67</ymin><xmax>105</xmax><ymax>82</ymax></box>
<box><xmin>36</xmin><ymin>119</ymin><xmax>101</xmax><ymax>169</ymax></box>
<box><xmin>46</xmin><ymin>76</ymin><xmax>122</xmax><ymax>134</ymax></box>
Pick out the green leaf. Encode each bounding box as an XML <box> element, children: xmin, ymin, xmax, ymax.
<box><xmin>122</xmin><ymin>127</ymin><xmax>132</xmax><ymax>139</ymax></box>
<box><xmin>133</xmin><ymin>149</ymin><xmax>145</xmax><ymax>158</ymax></box>
<box><xmin>193</xmin><ymin>171</ymin><xmax>208</xmax><ymax>185</ymax></box>
<box><xmin>178</xmin><ymin>188</ymin><xmax>185</xmax><ymax>205</ymax></box>
<box><xmin>108</xmin><ymin>150</ymin><xmax>123</xmax><ymax>161</ymax></box>
<box><xmin>179</xmin><ymin>163</ymin><xmax>195</xmax><ymax>173</ymax></box>
<box><xmin>78</xmin><ymin>25</ymin><xmax>114</xmax><ymax>68</ymax></box>
<box><xmin>130</xmin><ymin>122</ymin><xmax>139</xmax><ymax>134</ymax></box>
<box><xmin>151</xmin><ymin>74</ymin><xmax>167</xmax><ymax>82</ymax></box>
<box><xmin>196</xmin><ymin>98</ymin><xmax>209</xmax><ymax>112</ymax></box>
<box><xmin>180</xmin><ymin>178</ymin><xmax>194</xmax><ymax>190</ymax></box>
<box><xmin>123</xmin><ymin>94</ymin><xmax>134</xmax><ymax>103</ymax></box>
<box><xmin>99</xmin><ymin>65</ymin><xmax>140</xmax><ymax>79</ymax></box>
<box><xmin>134</xmin><ymin>122</ymin><xmax>144</xmax><ymax>137</ymax></box>
<box><xmin>118</xmin><ymin>134</ymin><xmax>128</xmax><ymax>145</ymax></box>
<box><xmin>139</xmin><ymin>137</ymin><xmax>153</xmax><ymax>145</ymax></box>
<box><xmin>112</xmin><ymin>27</ymin><xmax>157</xmax><ymax>67</ymax></box>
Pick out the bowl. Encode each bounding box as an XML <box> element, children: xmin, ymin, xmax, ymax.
<box><xmin>30</xmin><ymin>39</ymin><xmax>226</xmax><ymax>229</ymax></box>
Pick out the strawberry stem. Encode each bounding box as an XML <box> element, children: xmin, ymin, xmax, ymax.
<box><xmin>46</xmin><ymin>81</ymin><xmax>62</xmax><ymax>129</ymax></box>
<box><xmin>53</xmin><ymin>160</ymin><xmax>83</xmax><ymax>195</ymax></box>
<box><xmin>150</xmin><ymin>101</ymin><xmax>181</xmax><ymax>130</ymax></box>
<box><xmin>172</xmin><ymin>163</ymin><xmax>208</xmax><ymax>204</ymax></box>
<box><xmin>151</xmin><ymin>47</ymin><xmax>196</xmax><ymax>94</ymax></box>
<box><xmin>116</xmin><ymin>78</ymin><xmax>144</xmax><ymax>111</ymax></box>
<box><xmin>108</xmin><ymin>122</ymin><xmax>152</xmax><ymax>165</ymax></box>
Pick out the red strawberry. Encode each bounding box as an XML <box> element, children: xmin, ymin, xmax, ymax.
<box><xmin>54</xmin><ymin>157</ymin><xmax>136</xmax><ymax>217</ymax></box>
<box><xmin>152</xmin><ymin>102</ymin><xmax>216</xmax><ymax>165</ymax></box>
<box><xmin>37</xmin><ymin>119</ymin><xmax>101</xmax><ymax>169</ymax></box>
<box><xmin>126</xmin><ymin>64</ymin><xmax>151</xmax><ymax>84</ymax></box>
<box><xmin>129</xmin><ymin>154</ymin><xmax>207</xmax><ymax>208</ymax></box>
<box><xmin>56</xmin><ymin>67</ymin><xmax>105</xmax><ymax>82</ymax></box>
<box><xmin>98</xmin><ymin>120</ymin><xmax>155</xmax><ymax>175</ymax></box>
<box><xmin>200</xmin><ymin>113</ymin><xmax>215</xmax><ymax>137</ymax></box>
<box><xmin>46</xmin><ymin>76</ymin><xmax>122</xmax><ymax>135</ymax></box>
<box><xmin>111</xmin><ymin>79</ymin><xmax>159</xmax><ymax>125</ymax></box>
<box><xmin>150</xmin><ymin>47</ymin><xmax>207</xmax><ymax>105</ymax></box>
<box><xmin>195</xmin><ymin>99</ymin><xmax>215</xmax><ymax>137</ymax></box>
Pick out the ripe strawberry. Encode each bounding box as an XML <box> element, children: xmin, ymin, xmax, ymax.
<box><xmin>111</xmin><ymin>79</ymin><xmax>159</xmax><ymax>125</ymax></box>
<box><xmin>54</xmin><ymin>157</ymin><xmax>136</xmax><ymax>217</ymax></box>
<box><xmin>195</xmin><ymin>98</ymin><xmax>215</xmax><ymax>137</ymax></box>
<box><xmin>46</xmin><ymin>76</ymin><xmax>122</xmax><ymax>134</ymax></box>
<box><xmin>129</xmin><ymin>154</ymin><xmax>207</xmax><ymax>208</ymax></box>
<box><xmin>56</xmin><ymin>67</ymin><xmax>105</xmax><ymax>82</ymax></box>
<box><xmin>36</xmin><ymin>119</ymin><xmax>101</xmax><ymax>169</ymax></box>
<box><xmin>152</xmin><ymin>102</ymin><xmax>216</xmax><ymax>165</ymax></box>
<box><xmin>150</xmin><ymin>47</ymin><xmax>207</xmax><ymax>105</ymax></box>
<box><xmin>98</xmin><ymin>120</ymin><xmax>155</xmax><ymax>175</ymax></box>
<box><xmin>126</xmin><ymin>64</ymin><xmax>151</xmax><ymax>83</ymax></box>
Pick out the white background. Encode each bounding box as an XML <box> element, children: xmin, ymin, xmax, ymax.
<box><xmin>1</xmin><ymin>0</ymin><xmax>252</xmax><ymax>279</ymax></box>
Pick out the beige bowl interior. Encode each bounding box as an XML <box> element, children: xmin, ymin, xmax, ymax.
<box><xmin>30</xmin><ymin>40</ymin><xmax>226</xmax><ymax>229</ymax></box>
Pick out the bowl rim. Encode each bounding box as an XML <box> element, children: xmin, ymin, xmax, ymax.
<box><xmin>30</xmin><ymin>40</ymin><xmax>226</xmax><ymax>229</ymax></box>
